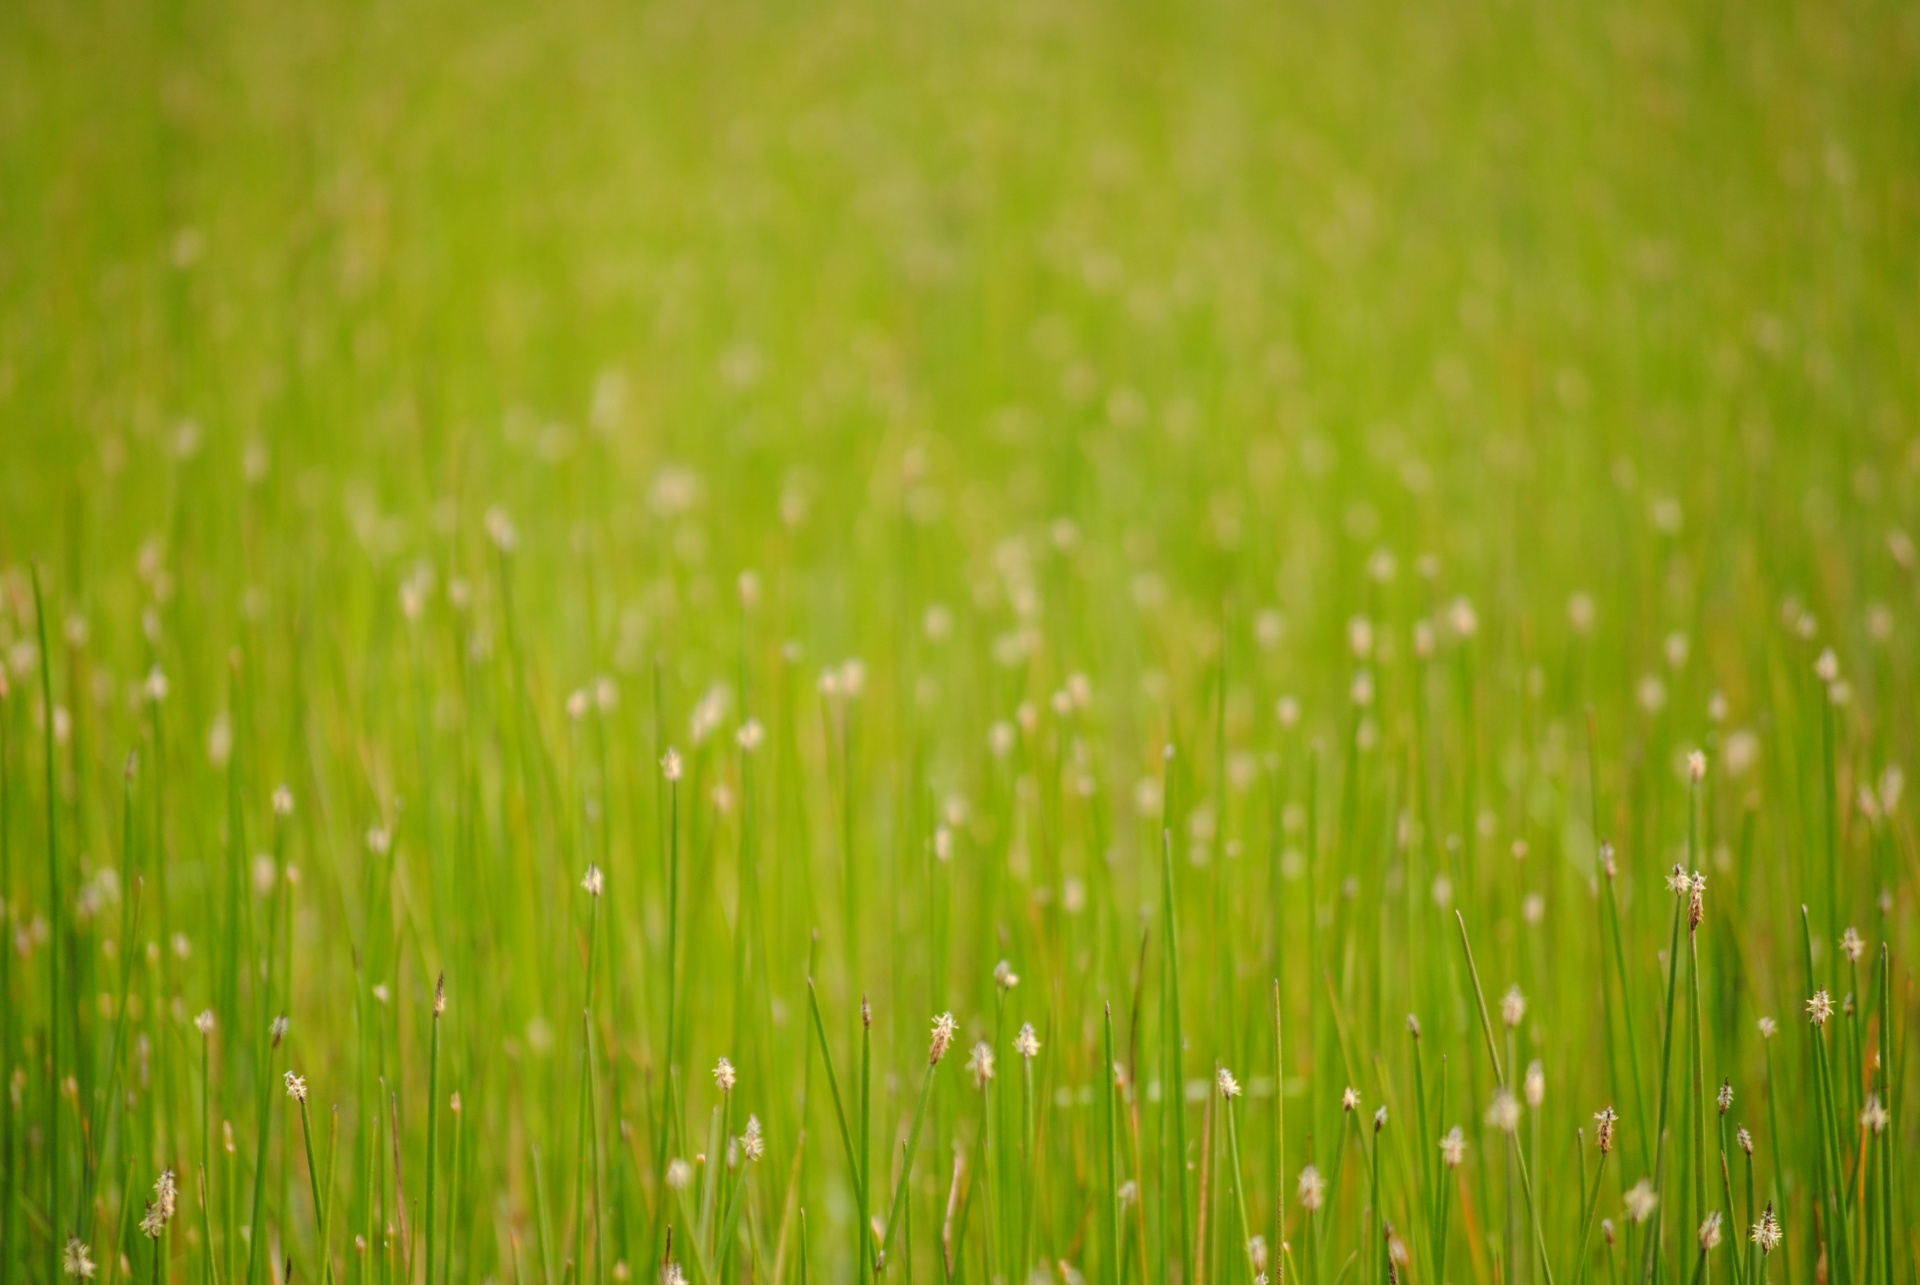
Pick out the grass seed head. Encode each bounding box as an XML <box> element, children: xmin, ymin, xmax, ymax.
<box><xmin>1624</xmin><ymin>1179</ymin><xmax>1658</xmax><ymax>1224</ymax></box>
<box><xmin>1486</xmin><ymin>1089</ymin><xmax>1521</xmax><ymax>1134</ymax></box>
<box><xmin>930</xmin><ymin>1012</ymin><xmax>957</xmax><ymax>1064</ymax></box>
<box><xmin>284</xmin><ymin>1071</ymin><xmax>307</xmax><ymax>1103</ymax></box>
<box><xmin>713</xmin><ymin>1057</ymin><xmax>736</xmax><ymax>1093</ymax></box>
<box><xmin>1373</xmin><ymin>1105</ymin><xmax>1387</xmax><ymax>1132</ymax></box>
<box><xmin>1716</xmin><ymin>1080</ymin><xmax>1732</xmax><ymax>1114</ymax></box>
<box><xmin>1750</xmin><ymin>1204</ymin><xmax>1782</xmax><ymax>1254</ymax></box>
<box><xmin>1341</xmin><ymin>1086</ymin><xmax>1360</xmax><ymax>1112</ymax></box>
<box><xmin>581</xmin><ymin>865</ymin><xmax>604</xmax><ymax>897</ymax></box>
<box><xmin>1297</xmin><ymin>1165</ymin><xmax>1325</xmax><ymax>1211</ymax></box>
<box><xmin>1440</xmin><ymin>1127</ymin><xmax>1466</xmax><ymax>1168</ymax></box>
<box><xmin>272</xmin><ymin>785</ymin><xmax>294</xmax><ymax>816</ymax></box>
<box><xmin>1757</xmin><ymin>1016</ymin><xmax>1778</xmax><ymax>1040</ymax></box>
<box><xmin>1216</xmin><ymin>1067</ymin><xmax>1241</xmax><ymax>1100</ymax></box>
<box><xmin>1737</xmin><ymin>1126</ymin><xmax>1752</xmax><ymax>1153</ymax></box>
<box><xmin>1594</xmin><ymin>1106</ymin><xmax>1617</xmax><ymax>1154</ymax></box>
<box><xmin>1861</xmin><ymin>1094</ymin><xmax>1889</xmax><ymax>1134</ymax></box>
<box><xmin>1524</xmin><ymin>1060</ymin><xmax>1545</xmax><ymax>1107</ymax></box>
<box><xmin>434</xmin><ymin>973</ymin><xmax>447</xmax><ymax>1016</ymax></box>
<box><xmin>1013</xmin><ymin>1022</ymin><xmax>1040</xmax><ymax>1060</ymax></box>
<box><xmin>1699</xmin><ymin>1212</ymin><xmax>1723</xmax><ymax>1251</ymax></box>
<box><xmin>741</xmin><ymin>1115</ymin><xmax>765</xmax><ymax>1161</ymax></box>
<box><xmin>1841</xmin><ymin>926</ymin><xmax>1864</xmax><ymax>961</ymax></box>
<box><xmin>967</xmin><ymin>1042</ymin><xmax>995</xmax><ymax>1088</ymax></box>
<box><xmin>195</xmin><ymin>1009</ymin><xmax>215</xmax><ymax>1036</ymax></box>
<box><xmin>62</xmin><ymin>1237</ymin><xmax>95</xmax><ymax>1278</ymax></box>
<box><xmin>1806</xmin><ymin>990</ymin><xmax>1833</xmax><ymax>1027</ymax></box>
<box><xmin>660</xmin><ymin>748</ymin><xmax>682</xmax><ymax>781</ymax></box>
<box><xmin>270</xmin><ymin>1015</ymin><xmax>289</xmax><ymax>1046</ymax></box>
<box><xmin>1500</xmin><ymin>985</ymin><xmax>1526</xmax><ymax>1028</ymax></box>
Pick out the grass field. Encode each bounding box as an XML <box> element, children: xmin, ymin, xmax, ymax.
<box><xmin>2</xmin><ymin>0</ymin><xmax>1919</xmax><ymax>1280</ymax></box>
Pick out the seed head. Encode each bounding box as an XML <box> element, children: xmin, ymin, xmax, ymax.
<box><xmin>1341</xmin><ymin>1085</ymin><xmax>1361</xmax><ymax>1112</ymax></box>
<box><xmin>272</xmin><ymin>785</ymin><xmax>294</xmax><ymax>817</ymax></box>
<box><xmin>930</xmin><ymin>1012</ymin><xmax>957</xmax><ymax>1064</ymax></box>
<box><xmin>735</xmin><ymin>719</ymin><xmax>764</xmax><ymax>752</ymax></box>
<box><xmin>967</xmin><ymin>1042</ymin><xmax>995</xmax><ymax>1088</ymax></box>
<box><xmin>1624</xmin><ymin>1180</ymin><xmax>1658</xmax><ymax>1224</ymax></box>
<box><xmin>434</xmin><ymin>974</ymin><xmax>447</xmax><ymax>1017</ymax></box>
<box><xmin>1594</xmin><ymin>1107</ymin><xmax>1618</xmax><ymax>1155</ymax></box>
<box><xmin>665</xmin><ymin>1159</ymin><xmax>694</xmax><ymax>1189</ymax></box>
<box><xmin>1716</xmin><ymin>1081</ymin><xmax>1732</xmax><ymax>1114</ymax></box>
<box><xmin>1600</xmin><ymin>841</ymin><xmax>1617</xmax><ymax>880</ymax></box>
<box><xmin>1217</xmin><ymin>1067</ymin><xmax>1242</xmax><ymax>1100</ymax></box>
<box><xmin>1861</xmin><ymin>1094</ymin><xmax>1889</xmax><ymax>1134</ymax></box>
<box><xmin>63</xmin><ymin>1237</ymin><xmax>96</xmax><ymax>1278</ymax></box>
<box><xmin>1666</xmin><ymin>865</ymin><xmax>1692</xmax><ymax>896</ymax></box>
<box><xmin>1486</xmin><ymin>1089</ymin><xmax>1521</xmax><ymax>1134</ymax></box>
<box><xmin>1806</xmin><ymin>990</ymin><xmax>1834</xmax><ymax>1027</ymax></box>
<box><xmin>195</xmin><ymin>1010</ymin><xmax>215</xmax><ymax>1036</ymax></box>
<box><xmin>1757</xmin><ymin>1016</ymin><xmax>1778</xmax><ymax>1040</ymax></box>
<box><xmin>1013</xmin><ymin>1023</ymin><xmax>1041</xmax><ymax>1060</ymax></box>
<box><xmin>285</xmin><ymin>1071</ymin><xmax>307</xmax><ymax>1104</ymax></box>
<box><xmin>741</xmin><ymin>1115</ymin><xmax>766</xmax><ymax>1162</ymax></box>
<box><xmin>993</xmin><ymin>959</ymin><xmax>1021</xmax><ymax>991</ymax></box>
<box><xmin>1736</xmin><ymin>1126</ymin><xmax>1752</xmax><ymax>1154</ymax></box>
<box><xmin>1814</xmin><ymin>648</ymin><xmax>1840</xmax><ymax>684</ymax></box>
<box><xmin>1249</xmin><ymin>1235</ymin><xmax>1269</xmax><ymax>1274</ymax></box>
<box><xmin>270</xmin><ymin>1015</ymin><xmax>289</xmax><ymax>1046</ymax></box>
<box><xmin>581</xmin><ymin>865</ymin><xmax>604</xmax><ymax>897</ymax></box>
<box><xmin>661</xmin><ymin>749</ymin><xmax>683</xmax><ymax>782</ymax></box>
<box><xmin>713</xmin><ymin>1058</ymin><xmax>737</xmax><ymax>1093</ymax></box>
<box><xmin>1524</xmin><ymin>1061</ymin><xmax>1545</xmax><ymax>1108</ymax></box>
<box><xmin>1373</xmin><ymin>1105</ymin><xmax>1387</xmax><ymax>1132</ymax></box>
<box><xmin>1750</xmin><ymin>1204</ymin><xmax>1782</xmax><ymax>1254</ymax></box>
<box><xmin>1699</xmin><ymin>1212</ymin><xmax>1724</xmax><ymax>1251</ymax></box>
<box><xmin>1297</xmin><ymin>1165</ymin><xmax>1326</xmax><ymax>1212</ymax></box>
<box><xmin>1439</xmin><ymin>1127</ymin><xmax>1466</xmax><ymax>1168</ymax></box>
<box><xmin>1687</xmin><ymin>751</ymin><xmax>1707</xmax><ymax>783</ymax></box>
<box><xmin>1841</xmin><ymin>927</ymin><xmax>1864</xmax><ymax>962</ymax></box>
<box><xmin>1406</xmin><ymin>1014</ymin><xmax>1422</xmax><ymax>1039</ymax></box>
<box><xmin>1687</xmin><ymin>873</ymin><xmax>1706</xmax><ymax>929</ymax></box>
<box><xmin>140</xmin><ymin>1170</ymin><xmax>178</xmax><ymax>1237</ymax></box>
<box><xmin>1500</xmin><ymin>986</ymin><xmax>1527</xmax><ymax>1029</ymax></box>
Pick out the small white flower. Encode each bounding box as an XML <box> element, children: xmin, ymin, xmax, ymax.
<box><xmin>666</xmin><ymin>1159</ymin><xmax>694</xmax><ymax>1189</ymax></box>
<box><xmin>1750</xmin><ymin>1205</ymin><xmax>1782</xmax><ymax>1253</ymax></box>
<box><xmin>1440</xmin><ymin>1127</ymin><xmax>1466</xmax><ymax>1168</ymax></box>
<box><xmin>930</xmin><ymin>1012</ymin><xmax>957</xmax><ymax>1064</ymax></box>
<box><xmin>993</xmin><ymin>960</ymin><xmax>1020</xmax><ymax>991</ymax></box>
<box><xmin>1524</xmin><ymin>1061</ymin><xmax>1545</xmax><ymax>1108</ymax></box>
<box><xmin>967</xmin><ymin>1042</ymin><xmax>995</xmax><ymax>1088</ymax></box>
<box><xmin>1013</xmin><ymin>1023</ymin><xmax>1041</xmax><ymax>1060</ymax></box>
<box><xmin>741</xmin><ymin>1115</ymin><xmax>766</xmax><ymax>1162</ymax></box>
<box><xmin>272</xmin><ymin>785</ymin><xmax>294</xmax><ymax>817</ymax></box>
<box><xmin>1216</xmin><ymin>1067</ymin><xmax>1242</xmax><ymax>1100</ymax></box>
<box><xmin>1807</xmin><ymin>990</ymin><xmax>1834</xmax><ymax>1027</ymax></box>
<box><xmin>1841</xmin><ymin>927</ymin><xmax>1864</xmax><ymax>962</ymax></box>
<box><xmin>713</xmin><ymin>1058</ymin><xmax>737</xmax><ymax>1092</ymax></box>
<box><xmin>1297</xmin><ymin>1165</ymin><xmax>1326</xmax><ymax>1212</ymax></box>
<box><xmin>1486</xmin><ymin>1089</ymin><xmax>1521</xmax><ymax>1134</ymax></box>
<box><xmin>661</xmin><ymin>749</ymin><xmax>683</xmax><ymax>782</ymax></box>
<box><xmin>195</xmin><ymin>1010</ymin><xmax>216</xmax><ymax>1036</ymax></box>
<box><xmin>1699</xmin><ymin>1212</ymin><xmax>1723</xmax><ymax>1251</ymax></box>
<box><xmin>1757</xmin><ymin>1016</ymin><xmax>1778</xmax><ymax>1040</ymax></box>
<box><xmin>581</xmin><ymin>865</ymin><xmax>604</xmax><ymax>897</ymax></box>
<box><xmin>1500</xmin><ymin>986</ymin><xmax>1527</xmax><ymax>1028</ymax></box>
<box><xmin>1624</xmin><ymin>1179</ymin><xmax>1658</xmax><ymax>1224</ymax></box>
<box><xmin>1716</xmin><ymin>1082</ymin><xmax>1733</xmax><ymax>1114</ymax></box>
<box><xmin>1340</xmin><ymin>1085</ymin><xmax>1361</xmax><ymax>1112</ymax></box>
<box><xmin>1862</xmin><ymin>1094</ymin><xmax>1890</xmax><ymax>1134</ymax></box>
<box><xmin>1687</xmin><ymin>751</ymin><xmax>1707</xmax><ymax>782</ymax></box>
<box><xmin>63</xmin><ymin>1237</ymin><xmax>96</xmax><ymax>1278</ymax></box>
<box><xmin>285</xmin><ymin>1071</ymin><xmax>307</xmax><ymax>1103</ymax></box>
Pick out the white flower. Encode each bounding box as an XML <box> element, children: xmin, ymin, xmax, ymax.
<box><xmin>1861</xmin><ymin>1095</ymin><xmax>1890</xmax><ymax>1134</ymax></box>
<box><xmin>1757</xmin><ymin>1016</ymin><xmax>1778</xmax><ymax>1040</ymax></box>
<box><xmin>665</xmin><ymin>1159</ymin><xmax>694</xmax><ymax>1189</ymax></box>
<box><xmin>1340</xmin><ymin>1085</ymin><xmax>1361</xmax><ymax>1112</ymax></box>
<box><xmin>741</xmin><ymin>1115</ymin><xmax>766</xmax><ymax>1162</ymax></box>
<box><xmin>930</xmin><ymin>1012</ymin><xmax>957</xmax><ymax>1064</ymax></box>
<box><xmin>1624</xmin><ymin>1180</ymin><xmax>1659</xmax><ymax>1224</ymax></box>
<box><xmin>581</xmin><ymin>865</ymin><xmax>604</xmax><ymax>897</ymax></box>
<box><xmin>1439</xmin><ymin>1127</ymin><xmax>1466</xmax><ymax>1168</ymax></box>
<box><xmin>1014</xmin><ymin>1023</ymin><xmax>1041</xmax><ymax>1060</ymax></box>
<box><xmin>1807</xmin><ymin>990</ymin><xmax>1834</xmax><ymax>1027</ymax></box>
<box><xmin>661</xmin><ymin>749</ymin><xmax>683</xmax><ymax>782</ymax></box>
<box><xmin>1486</xmin><ymin>1089</ymin><xmax>1521</xmax><ymax>1134</ymax></box>
<box><xmin>1216</xmin><ymin>1068</ymin><xmax>1242</xmax><ymax>1100</ymax></box>
<box><xmin>1687</xmin><ymin>751</ymin><xmax>1707</xmax><ymax>782</ymax></box>
<box><xmin>1841</xmin><ymin>927</ymin><xmax>1864</xmax><ymax>962</ymax></box>
<box><xmin>285</xmin><ymin>1071</ymin><xmax>307</xmax><ymax>1103</ymax></box>
<box><xmin>1716</xmin><ymin>1082</ymin><xmax>1733</xmax><ymax>1113</ymax></box>
<box><xmin>1297</xmin><ymin>1165</ymin><xmax>1325</xmax><ymax>1212</ymax></box>
<box><xmin>195</xmin><ymin>1010</ymin><xmax>216</xmax><ymax>1036</ymax></box>
<box><xmin>1524</xmin><ymin>1061</ymin><xmax>1545</xmax><ymax>1108</ymax></box>
<box><xmin>993</xmin><ymin>960</ymin><xmax>1020</xmax><ymax>991</ymax></box>
<box><xmin>713</xmin><ymin>1058</ymin><xmax>737</xmax><ymax>1092</ymax></box>
<box><xmin>967</xmin><ymin>1042</ymin><xmax>995</xmax><ymax>1088</ymax></box>
<box><xmin>1699</xmin><ymin>1212</ymin><xmax>1723</xmax><ymax>1250</ymax></box>
<box><xmin>1500</xmin><ymin>986</ymin><xmax>1527</xmax><ymax>1028</ymax></box>
<box><xmin>1750</xmin><ymin>1205</ymin><xmax>1782</xmax><ymax>1253</ymax></box>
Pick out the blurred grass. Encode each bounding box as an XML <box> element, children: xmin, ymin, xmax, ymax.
<box><xmin>1</xmin><ymin>0</ymin><xmax>1918</xmax><ymax>1279</ymax></box>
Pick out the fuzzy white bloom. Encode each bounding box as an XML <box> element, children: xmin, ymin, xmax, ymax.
<box><xmin>930</xmin><ymin>1012</ymin><xmax>957</xmax><ymax>1064</ymax></box>
<box><xmin>1624</xmin><ymin>1180</ymin><xmax>1659</xmax><ymax>1224</ymax></box>
<box><xmin>1340</xmin><ymin>1085</ymin><xmax>1361</xmax><ymax>1112</ymax></box>
<box><xmin>272</xmin><ymin>785</ymin><xmax>295</xmax><ymax>817</ymax></box>
<box><xmin>661</xmin><ymin>749</ymin><xmax>683</xmax><ymax>782</ymax></box>
<box><xmin>1750</xmin><ymin>1205</ymin><xmax>1782</xmax><ymax>1254</ymax></box>
<box><xmin>736</xmin><ymin>719</ymin><xmax>764</xmax><ymax>752</ymax></box>
<box><xmin>1757</xmin><ymin>1016</ymin><xmax>1778</xmax><ymax>1040</ymax></box>
<box><xmin>1373</xmin><ymin>1105</ymin><xmax>1388</xmax><ymax>1131</ymax></box>
<box><xmin>967</xmin><ymin>1042</ymin><xmax>995</xmax><ymax>1088</ymax></box>
<box><xmin>1736</xmin><ymin>1126</ymin><xmax>1753</xmax><ymax>1154</ymax></box>
<box><xmin>1014</xmin><ymin>1023</ymin><xmax>1041</xmax><ymax>1060</ymax></box>
<box><xmin>1486</xmin><ymin>1089</ymin><xmax>1521</xmax><ymax>1134</ymax></box>
<box><xmin>1594</xmin><ymin>1107</ymin><xmax>1618</xmax><ymax>1155</ymax></box>
<box><xmin>1666</xmin><ymin>865</ymin><xmax>1693</xmax><ymax>896</ymax></box>
<box><xmin>1716</xmin><ymin>1082</ymin><xmax>1733</xmax><ymax>1114</ymax></box>
<box><xmin>741</xmin><ymin>1115</ymin><xmax>766</xmax><ymax>1162</ymax></box>
<box><xmin>1814</xmin><ymin>648</ymin><xmax>1840</xmax><ymax>684</ymax></box>
<box><xmin>63</xmin><ymin>1237</ymin><xmax>96</xmax><ymax>1278</ymax></box>
<box><xmin>581</xmin><ymin>865</ymin><xmax>604</xmax><ymax>897</ymax></box>
<box><xmin>1440</xmin><ymin>1127</ymin><xmax>1466</xmax><ymax>1168</ymax></box>
<box><xmin>1216</xmin><ymin>1067</ymin><xmax>1242</xmax><ymax>1100</ymax></box>
<box><xmin>1501</xmin><ymin>986</ymin><xmax>1527</xmax><ymax>1028</ymax></box>
<box><xmin>1249</xmin><ymin>1234</ymin><xmax>1269</xmax><ymax>1274</ymax></box>
<box><xmin>1841</xmin><ymin>927</ymin><xmax>1864</xmax><ymax>962</ymax></box>
<box><xmin>1524</xmin><ymin>1061</ymin><xmax>1545</xmax><ymax>1108</ymax></box>
<box><xmin>195</xmin><ymin>1010</ymin><xmax>216</xmax><ymax>1036</ymax></box>
<box><xmin>270</xmin><ymin>1015</ymin><xmax>289</xmax><ymax>1044</ymax></box>
<box><xmin>994</xmin><ymin>960</ymin><xmax>1020</xmax><ymax>991</ymax></box>
<box><xmin>285</xmin><ymin>1071</ymin><xmax>307</xmax><ymax>1104</ymax></box>
<box><xmin>1806</xmin><ymin>990</ymin><xmax>1834</xmax><ymax>1027</ymax></box>
<box><xmin>1861</xmin><ymin>1094</ymin><xmax>1890</xmax><ymax>1134</ymax></box>
<box><xmin>1699</xmin><ymin>1212</ymin><xmax>1723</xmax><ymax>1251</ymax></box>
<box><xmin>665</xmin><ymin>1159</ymin><xmax>694</xmax><ymax>1189</ymax></box>
<box><xmin>1687</xmin><ymin>751</ymin><xmax>1707</xmax><ymax>782</ymax></box>
<box><xmin>1297</xmin><ymin>1165</ymin><xmax>1326</xmax><ymax>1212</ymax></box>
<box><xmin>714</xmin><ymin>1058</ymin><xmax>736</xmax><ymax>1092</ymax></box>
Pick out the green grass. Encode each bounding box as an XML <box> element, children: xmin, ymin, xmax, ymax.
<box><xmin>2</xmin><ymin>0</ymin><xmax>1919</xmax><ymax>1279</ymax></box>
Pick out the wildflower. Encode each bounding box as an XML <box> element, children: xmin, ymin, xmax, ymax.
<box><xmin>741</xmin><ymin>1115</ymin><xmax>766</xmax><ymax>1162</ymax></box>
<box><xmin>1750</xmin><ymin>1204</ymin><xmax>1782</xmax><ymax>1254</ymax></box>
<box><xmin>581</xmin><ymin>865</ymin><xmax>604</xmax><ymax>897</ymax></box>
<box><xmin>63</xmin><ymin>1237</ymin><xmax>96</xmax><ymax>1278</ymax></box>
<box><xmin>1806</xmin><ymin>990</ymin><xmax>1834</xmax><ymax>1027</ymax></box>
<box><xmin>1687</xmin><ymin>873</ymin><xmax>1706</xmax><ymax>929</ymax></box>
<box><xmin>1624</xmin><ymin>1179</ymin><xmax>1658</xmax><ymax>1224</ymax></box>
<box><xmin>1594</xmin><ymin>1107</ymin><xmax>1617</xmax><ymax>1155</ymax></box>
<box><xmin>1341</xmin><ymin>1085</ymin><xmax>1361</xmax><ymax>1112</ymax></box>
<box><xmin>1861</xmin><ymin>1095</ymin><xmax>1889</xmax><ymax>1134</ymax></box>
<box><xmin>1736</xmin><ymin>1127</ymin><xmax>1752</xmax><ymax>1154</ymax></box>
<box><xmin>1440</xmin><ymin>1127</ymin><xmax>1466</xmax><ymax>1167</ymax></box>
<box><xmin>930</xmin><ymin>1012</ymin><xmax>957</xmax><ymax>1064</ymax></box>
<box><xmin>1373</xmin><ymin>1106</ymin><xmax>1387</xmax><ymax>1132</ymax></box>
<box><xmin>1524</xmin><ymin>1061</ymin><xmax>1545</xmax><ymax>1108</ymax></box>
<box><xmin>665</xmin><ymin>1159</ymin><xmax>694</xmax><ymax>1189</ymax></box>
<box><xmin>993</xmin><ymin>960</ymin><xmax>1021</xmax><ymax>991</ymax></box>
<box><xmin>195</xmin><ymin>1010</ymin><xmax>215</xmax><ymax>1036</ymax></box>
<box><xmin>1013</xmin><ymin>1023</ymin><xmax>1040</xmax><ymax>1060</ymax></box>
<box><xmin>1699</xmin><ymin>1212</ymin><xmax>1723</xmax><ymax>1251</ymax></box>
<box><xmin>1217</xmin><ymin>1067</ymin><xmax>1242</xmax><ymax>1100</ymax></box>
<box><xmin>1297</xmin><ymin>1165</ymin><xmax>1326</xmax><ymax>1212</ymax></box>
<box><xmin>1716</xmin><ymin>1081</ymin><xmax>1732</xmax><ymax>1114</ymax></box>
<box><xmin>1406</xmin><ymin>1014</ymin><xmax>1422</xmax><ymax>1038</ymax></box>
<box><xmin>285</xmin><ymin>1071</ymin><xmax>307</xmax><ymax>1103</ymax></box>
<box><xmin>1841</xmin><ymin>927</ymin><xmax>1864</xmax><ymax>962</ymax></box>
<box><xmin>1500</xmin><ymin>986</ymin><xmax>1527</xmax><ymax>1028</ymax></box>
<box><xmin>140</xmin><ymin>1169</ymin><xmax>178</xmax><ymax>1238</ymax></box>
<box><xmin>713</xmin><ymin>1059</ymin><xmax>736</xmax><ymax>1092</ymax></box>
<box><xmin>661</xmin><ymin>749</ymin><xmax>683</xmax><ymax>782</ymax></box>
<box><xmin>1667</xmin><ymin>865</ymin><xmax>1693</xmax><ymax>896</ymax></box>
<box><xmin>1757</xmin><ymin>1016</ymin><xmax>1778</xmax><ymax>1040</ymax></box>
<box><xmin>1486</xmin><ymin>1089</ymin><xmax>1521</xmax><ymax>1134</ymax></box>
<box><xmin>967</xmin><ymin>1042</ymin><xmax>995</xmax><ymax>1088</ymax></box>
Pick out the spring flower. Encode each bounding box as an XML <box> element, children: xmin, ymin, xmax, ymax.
<box><xmin>1440</xmin><ymin>1127</ymin><xmax>1466</xmax><ymax>1167</ymax></box>
<box><xmin>1594</xmin><ymin>1107</ymin><xmax>1618</xmax><ymax>1154</ymax></box>
<box><xmin>1217</xmin><ymin>1067</ymin><xmax>1242</xmax><ymax>1099</ymax></box>
<box><xmin>63</xmin><ymin>1237</ymin><xmax>96</xmax><ymax>1278</ymax></box>
<box><xmin>713</xmin><ymin>1058</ymin><xmax>736</xmax><ymax>1092</ymax></box>
<box><xmin>930</xmin><ymin>1012</ymin><xmax>957</xmax><ymax>1064</ymax></box>
<box><xmin>1667</xmin><ymin>865</ymin><xmax>1693</xmax><ymax>896</ymax></box>
<box><xmin>1806</xmin><ymin>990</ymin><xmax>1834</xmax><ymax>1027</ymax></box>
<box><xmin>967</xmin><ymin>1042</ymin><xmax>995</xmax><ymax>1088</ymax></box>
<box><xmin>195</xmin><ymin>1010</ymin><xmax>215</xmax><ymax>1036</ymax></box>
<box><xmin>1486</xmin><ymin>1089</ymin><xmax>1521</xmax><ymax>1134</ymax></box>
<box><xmin>1297</xmin><ymin>1165</ymin><xmax>1325</xmax><ymax>1212</ymax></box>
<box><xmin>1014</xmin><ymin>1023</ymin><xmax>1041</xmax><ymax>1060</ymax></box>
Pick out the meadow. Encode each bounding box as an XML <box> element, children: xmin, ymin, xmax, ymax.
<box><xmin>1</xmin><ymin>0</ymin><xmax>1918</xmax><ymax>1280</ymax></box>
